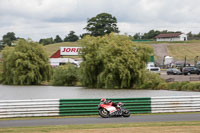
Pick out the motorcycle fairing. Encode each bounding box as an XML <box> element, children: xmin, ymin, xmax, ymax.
<box><xmin>101</xmin><ymin>104</ymin><xmax>117</xmax><ymax>114</ymax></box>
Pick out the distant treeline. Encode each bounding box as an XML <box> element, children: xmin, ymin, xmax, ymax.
<box><xmin>0</xmin><ymin>31</ymin><xmax>79</xmax><ymax>48</ymax></box>
<box><xmin>131</xmin><ymin>30</ymin><xmax>200</xmax><ymax>40</ymax></box>
<box><xmin>187</xmin><ymin>32</ymin><xmax>200</xmax><ymax>40</ymax></box>
<box><xmin>39</xmin><ymin>31</ymin><xmax>79</xmax><ymax>45</ymax></box>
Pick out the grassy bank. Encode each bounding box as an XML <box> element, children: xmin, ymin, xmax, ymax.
<box><xmin>1</xmin><ymin>121</ymin><xmax>200</xmax><ymax>133</ymax></box>
<box><xmin>135</xmin><ymin>40</ymin><xmax>200</xmax><ymax>44</ymax></box>
<box><xmin>167</xmin><ymin>43</ymin><xmax>200</xmax><ymax>61</ymax></box>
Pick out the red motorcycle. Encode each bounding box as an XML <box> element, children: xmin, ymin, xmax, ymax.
<box><xmin>98</xmin><ymin>102</ymin><xmax>130</xmax><ymax>118</ymax></box>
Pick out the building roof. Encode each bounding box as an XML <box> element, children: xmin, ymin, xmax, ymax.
<box><xmin>155</xmin><ymin>33</ymin><xmax>182</xmax><ymax>38</ymax></box>
<box><xmin>50</xmin><ymin>50</ymin><xmax>61</xmax><ymax>58</ymax></box>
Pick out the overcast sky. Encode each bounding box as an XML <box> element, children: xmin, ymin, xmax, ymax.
<box><xmin>0</xmin><ymin>0</ymin><xmax>200</xmax><ymax>41</ymax></box>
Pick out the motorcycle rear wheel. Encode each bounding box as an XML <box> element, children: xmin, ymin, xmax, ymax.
<box><xmin>99</xmin><ymin>108</ymin><xmax>109</xmax><ymax>118</ymax></box>
<box><xmin>122</xmin><ymin>109</ymin><xmax>130</xmax><ymax>117</ymax></box>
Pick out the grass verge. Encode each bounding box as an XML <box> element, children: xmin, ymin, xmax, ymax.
<box><xmin>1</xmin><ymin>112</ymin><xmax>200</xmax><ymax>121</ymax></box>
<box><xmin>0</xmin><ymin>121</ymin><xmax>200</xmax><ymax>133</ymax></box>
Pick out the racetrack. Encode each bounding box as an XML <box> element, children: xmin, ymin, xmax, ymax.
<box><xmin>0</xmin><ymin>113</ymin><xmax>199</xmax><ymax>128</ymax></box>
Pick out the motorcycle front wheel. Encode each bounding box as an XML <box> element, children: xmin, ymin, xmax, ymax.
<box><xmin>122</xmin><ymin>109</ymin><xmax>130</xmax><ymax>117</ymax></box>
<box><xmin>99</xmin><ymin>108</ymin><xmax>109</xmax><ymax>118</ymax></box>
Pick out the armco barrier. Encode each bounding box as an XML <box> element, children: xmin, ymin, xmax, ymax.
<box><xmin>151</xmin><ymin>95</ymin><xmax>200</xmax><ymax>113</ymax></box>
<box><xmin>59</xmin><ymin>98</ymin><xmax>151</xmax><ymax>116</ymax></box>
<box><xmin>0</xmin><ymin>96</ymin><xmax>200</xmax><ymax>118</ymax></box>
<box><xmin>0</xmin><ymin>99</ymin><xmax>60</xmax><ymax>118</ymax></box>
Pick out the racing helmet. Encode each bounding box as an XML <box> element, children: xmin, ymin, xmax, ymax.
<box><xmin>118</xmin><ymin>102</ymin><xmax>123</xmax><ymax>106</ymax></box>
<box><xmin>100</xmin><ymin>98</ymin><xmax>106</xmax><ymax>102</ymax></box>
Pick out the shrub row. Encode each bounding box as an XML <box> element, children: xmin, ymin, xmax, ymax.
<box><xmin>168</xmin><ymin>82</ymin><xmax>200</xmax><ymax>91</ymax></box>
<box><xmin>136</xmin><ymin>72</ymin><xmax>200</xmax><ymax>91</ymax></box>
<box><xmin>51</xmin><ymin>66</ymin><xmax>200</xmax><ymax>91</ymax></box>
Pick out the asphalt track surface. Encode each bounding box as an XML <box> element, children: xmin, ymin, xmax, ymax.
<box><xmin>0</xmin><ymin>113</ymin><xmax>200</xmax><ymax>128</ymax></box>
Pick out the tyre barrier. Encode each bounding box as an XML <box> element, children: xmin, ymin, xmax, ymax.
<box><xmin>0</xmin><ymin>96</ymin><xmax>200</xmax><ymax>118</ymax></box>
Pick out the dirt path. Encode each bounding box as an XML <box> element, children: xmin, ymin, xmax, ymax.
<box><xmin>151</xmin><ymin>44</ymin><xmax>171</xmax><ymax>64</ymax></box>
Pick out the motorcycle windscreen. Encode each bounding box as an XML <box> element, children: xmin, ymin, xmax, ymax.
<box><xmin>105</xmin><ymin>106</ymin><xmax>117</xmax><ymax>114</ymax></box>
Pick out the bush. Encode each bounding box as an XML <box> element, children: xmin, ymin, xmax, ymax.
<box><xmin>137</xmin><ymin>71</ymin><xmax>165</xmax><ymax>89</ymax></box>
<box><xmin>167</xmin><ymin>82</ymin><xmax>200</xmax><ymax>91</ymax></box>
<box><xmin>52</xmin><ymin>64</ymin><xmax>78</xmax><ymax>86</ymax></box>
<box><xmin>157</xmin><ymin>82</ymin><xmax>168</xmax><ymax>90</ymax></box>
<box><xmin>0</xmin><ymin>72</ymin><xmax>3</xmax><ymax>83</ymax></box>
<box><xmin>182</xmin><ymin>82</ymin><xmax>200</xmax><ymax>91</ymax></box>
<box><xmin>168</xmin><ymin>82</ymin><xmax>184</xmax><ymax>90</ymax></box>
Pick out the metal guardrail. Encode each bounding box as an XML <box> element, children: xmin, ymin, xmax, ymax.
<box><xmin>0</xmin><ymin>99</ymin><xmax>59</xmax><ymax>118</ymax></box>
<box><xmin>151</xmin><ymin>95</ymin><xmax>200</xmax><ymax>113</ymax></box>
<box><xmin>59</xmin><ymin>98</ymin><xmax>151</xmax><ymax>116</ymax></box>
<box><xmin>0</xmin><ymin>96</ymin><xmax>200</xmax><ymax>118</ymax></box>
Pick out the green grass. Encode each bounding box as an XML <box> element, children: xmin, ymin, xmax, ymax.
<box><xmin>0</xmin><ymin>121</ymin><xmax>199</xmax><ymax>133</ymax></box>
<box><xmin>135</xmin><ymin>40</ymin><xmax>200</xmax><ymax>44</ymax></box>
<box><xmin>0</xmin><ymin>60</ymin><xmax>2</xmax><ymax>72</ymax></box>
<box><xmin>43</xmin><ymin>42</ymin><xmax>79</xmax><ymax>57</ymax></box>
<box><xmin>167</xmin><ymin>43</ymin><xmax>200</xmax><ymax>61</ymax></box>
<box><xmin>134</xmin><ymin>40</ymin><xmax>200</xmax><ymax>63</ymax></box>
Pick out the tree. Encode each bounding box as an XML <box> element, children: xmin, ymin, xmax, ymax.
<box><xmin>2</xmin><ymin>32</ymin><xmax>17</xmax><ymax>46</ymax></box>
<box><xmin>187</xmin><ymin>32</ymin><xmax>193</xmax><ymax>40</ymax></box>
<box><xmin>52</xmin><ymin>63</ymin><xmax>78</xmax><ymax>86</ymax></box>
<box><xmin>54</xmin><ymin>35</ymin><xmax>63</xmax><ymax>43</ymax></box>
<box><xmin>64</xmin><ymin>31</ymin><xmax>79</xmax><ymax>42</ymax></box>
<box><xmin>39</xmin><ymin>37</ymin><xmax>54</xmax><ymax>45</ymax></box>
<box><xmin>133</xmin><ymin>33</ymin><xmax>141</xmax><ymax>40</ymax></box>
<box><xmin>79</xmin><ymin>33</ymin><xmax>153</xmax><ymax>88</ymax></box>
<box><xmin>142</xmin><ymin>30</ymin><xmax>160</xmax><ymax>39</ymax></box>
<box><xmin>84</xmin><ymin>13</ymin><xmax>119</xmax><ymax>37</ymax></box>
<box><xmin>80</xmin><ymin>33</ymin><xmax>90</xmax><ymax>39</ymax></box>
<box><xmin>2</xmin><ymin>39</ymin><xmax>51</xmax><ymax>85</ymax></box>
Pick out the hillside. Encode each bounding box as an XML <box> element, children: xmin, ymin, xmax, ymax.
<box><xmin>44</xmin><ymin>41</ymin><xmax>200</xmax><ymax>64</ymax></box>
<box><xmin>150</xmin><ymin>42</ymin><xmax>200</xmax><ymax>64</ymax></box>
<box><xmin>44</xmin><ymin>42</ymin><xmax>79</xmax><ymax>57</ymax></box>
<box><xmin>1</xmin><ymin>41</ymin><xmax>200</xmax><ymax>65</ymax></box>
<box><xmin>167</xmin><ymin>43</ymin><xmax>200</xmax><ymax>62</ymax></box>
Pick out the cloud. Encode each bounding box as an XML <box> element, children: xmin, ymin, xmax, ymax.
<box><xmin>0</xmin><ymin>0</ymin><xmax>79</xmax><ymax>23</ymax></box>
<box><xmin>0</xmin><ymin>0</ymin><xmax>200</xmax><ymax>41</ymax></box>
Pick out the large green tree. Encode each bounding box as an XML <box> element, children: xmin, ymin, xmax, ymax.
<box><xmin>39</xmin><ymin>37</ymin><xmax>54</xmax><ymax>45</ymax></box>
<box><xmin>2</xmin><ymin>39</ymin><xmax>51</xmax><ymax>85</ymax></box>
<box><xmin>54</xmin><ymin>35</ymin><xmax>63</xmax><ymax>43</ymax></box>
<box><xmin>2</xmin><ymin>32</ymin><xmax>17</xmax><ymax>46</ymax></box>
<box><xmin>79</xmin><ymin>33</ymin><xmax>153</xmax><ymax>88</ymax></box>
<box><xmin>64</xmin><ymin>31</ymin><xmax>79</xmax><ymax>42</ymax></box>
<box><xmin>84</xmin><ymin>13</ymin><xmax>119</xmax><ymax>37</ymax></box>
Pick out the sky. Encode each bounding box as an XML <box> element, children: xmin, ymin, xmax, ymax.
<box><xmin>0</xmin><ymin>0</ymin><xmax>200</xmax><ymax>41</ymax></box>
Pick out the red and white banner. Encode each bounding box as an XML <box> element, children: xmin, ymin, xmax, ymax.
<box><xmin>60</xmin><ymin>47</ymin><xmax>81</xmax><ymax>56</ymax></box>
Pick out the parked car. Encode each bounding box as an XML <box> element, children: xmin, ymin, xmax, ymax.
<box><xmin>166</xmin><ymin>68</ymin><xmax>182</xmax><ymax>75</ymax></box>
<box><xmin>182</xmin><ymin>67</ymin><xmax>200</xmax><ymax>75</ymax></box>
<box><xmin>146</xmin><ymin>62</ymin><xmax>160</xmax><ymax>74</ymax></box>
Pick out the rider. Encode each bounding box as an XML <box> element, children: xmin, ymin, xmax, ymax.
<box><xmin>100</xmin><ymin>98</ymin><xmax>119</xmax><ymax>108</ymax></box>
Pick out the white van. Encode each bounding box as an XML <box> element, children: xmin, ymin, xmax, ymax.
<box><xmin>147</xmin><ymin>62</ymin><xmax>160</xmax><ymax>74</ymax></box>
